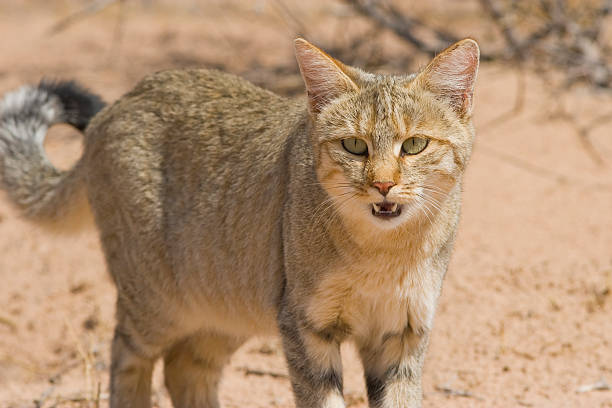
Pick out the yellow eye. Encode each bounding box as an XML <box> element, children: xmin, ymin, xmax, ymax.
<box><xmin>341</xmin><ymin>138</ymin><xmax>368</xmax><ymax>155</ymax></box>
<box><xmin>401</xmin><ymin>136</ymin><xmax>429</xmax><ymax>155</ymax></box>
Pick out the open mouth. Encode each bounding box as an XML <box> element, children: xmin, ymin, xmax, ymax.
<box><xmin>371</xmin><ymin>201</ymin><xmax>402</xmax><ymax>218</ymax></box>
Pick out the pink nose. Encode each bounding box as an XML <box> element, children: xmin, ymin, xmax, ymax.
<box><xmin>372</xmin><ymin>181</ymin><xmax>395</xmax><ymax>196</ymax></box>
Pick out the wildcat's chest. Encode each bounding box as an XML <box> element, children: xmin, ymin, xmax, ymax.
<box><xmin>306</xmin><ymin>253</ymin><xmax>440</xmax><ymax>340</ymax></box>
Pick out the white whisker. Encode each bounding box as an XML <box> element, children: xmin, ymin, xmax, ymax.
<box><xmin>320</xmin><ymin>192</ymin><xmax>359</xmax><ymax>233</ymax></box>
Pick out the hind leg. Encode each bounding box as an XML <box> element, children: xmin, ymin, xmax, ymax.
<box><xmin>103</xmin><ymin>244</ymin><xmax>172</xmax><ymax>408</ymax></box>
<box><xmin>163</xmin><ymin>331</ymin><xmax>244</xmax><ymax>408</ymax></box>
<box><xmin>110</xmin><ymin>295</ymin><xmax>176</xmax><ymax>408</ymax></box>
<box><xmin>109</xmin><ymin>325</ymin><xmax>158</xmax><ymax>408</ymax></box>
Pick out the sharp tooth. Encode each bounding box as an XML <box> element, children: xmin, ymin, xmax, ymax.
<box><xmin>372</xmin><ymin>203</ymin><xmax>381</xmax><ymax>212</ymax></box>
<box><xmin>390</xmin><ymin>203</ymin><xmax>398</xmax><ymax>212</ymax></box>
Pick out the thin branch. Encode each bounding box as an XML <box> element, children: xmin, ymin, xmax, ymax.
<box><xmin>546</xmin><ymin>107</ymin><xmax>608</xmax><ymax>166</ymax></box>
<box><xmin>477</xmin><ymin>142</ymin><xmax>570</xmax><ymax>183</ymax></box>
<box><xmin>479</xmin><ymin>0</ymin><xmax>523</xmax><ymax>59</ymax></box>
<box><xmin>476</xmin><ymin>141</ymin><xmax>612</xmax><ymax>190</ymax></box>
<box><xmin>343</xmin><ymin>0</ymin><xmax>456</xmax><ymax>55</ymax></box>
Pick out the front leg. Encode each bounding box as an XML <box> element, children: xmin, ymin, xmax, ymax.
<box><xmin>278</xmin><ymin>303</ymin><xmax>345</xmax><ymax>408</ymax></box>
<box><xmin>358</xmin><ymin>326</ymin><xmax>429</xmax><ymax>408</ymax></box>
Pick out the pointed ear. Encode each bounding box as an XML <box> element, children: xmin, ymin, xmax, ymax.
<box><xmin>419</xmin><ymin>39</ymin><xmax>480</xmax><ymax>116</ymax></box>
<box><xmin>294</xmin><ymin>38</ymin><xmax>359</xmax><ymax>114</ymax></box>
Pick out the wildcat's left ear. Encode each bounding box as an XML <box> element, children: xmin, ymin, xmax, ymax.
<box><xmin>418</xmin><ymin>39</ymin><xmax>480</xmax><ymax>116</ymax></box>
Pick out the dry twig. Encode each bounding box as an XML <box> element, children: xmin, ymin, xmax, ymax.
<box><xmin>343</xmin><ymin>0</ymin><xmax>459</xmax><ymax>56</ymax></box>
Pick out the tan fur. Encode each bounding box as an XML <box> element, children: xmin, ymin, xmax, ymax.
<box><xmin>0</xmin><ymin>39</ymin><xmax>479</xmax><ymax>407</ymax></box>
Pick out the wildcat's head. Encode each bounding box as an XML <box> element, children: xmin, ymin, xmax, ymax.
<box><xmin>295</xmin><ymin>38</ymin><xmax>479</xmax><ymax>231</ymax></box>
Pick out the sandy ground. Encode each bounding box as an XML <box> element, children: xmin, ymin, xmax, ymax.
<box><xmin>1</xmin><ymin>1</ymin><xmax>611</xmax><ymax>407</ymax></box>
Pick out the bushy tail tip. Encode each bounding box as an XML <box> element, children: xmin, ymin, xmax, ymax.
<box><xmin>0</xmin><ymin>80</ymin><xmax>105</xmax><ymax>222</ymax></box>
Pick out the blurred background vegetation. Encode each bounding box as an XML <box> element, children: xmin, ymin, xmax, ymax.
<box><xmin>7</xmin><ymin>0</ymin><xmax>610</xmax><ymax>164</ymax></box>
<box><xmin>43</xmin><ymin>0</ymin><xmax>612</xmax><ymax>90</ymax></box>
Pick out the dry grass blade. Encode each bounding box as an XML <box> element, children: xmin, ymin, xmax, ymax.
<box><xmin>48</xmin><ymin>0</ymin><xmax>120</xmax><ymax>35</ymax></box>
<box><xmin>95</xmin><ymin>381</ymin><xmax>101</xmax><ymax>408</ymax></box>
<box><xmin>435</xmin><ymin>384</ymin><xmax>482</xmax><ymax>399</ymax></box>
<box><xmin>64</xmin><ymin>318</ymin><xmax>100</xmax><ymax>403</ymax></box>
<box><xmin>34</xmin><ymin>385</ymin><xmax>55</xmax><ymax>408</ymax></box>
<box><xmin>576</xmin><ymin>377</ymin><xmax>610</xmax><ymax>393</ymax></box>
<box><xmin>0</xmin><ymin>314</ymin><xmax>17</xmax><ymax>332</ymax></box>
<box><xmin>271</xmin><ymin>0</ymin><xmax>309</xmax><ymax>37</ymax></box>
<box><xmin>238</xmin><ymin>366</ymin><xmax>289</xmax><ymax>379</ymax></box>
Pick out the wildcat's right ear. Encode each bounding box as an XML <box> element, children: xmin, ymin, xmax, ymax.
<box><xmin>417</xmin><ymin>39</ymin><xmax>480</xmax><ymax>117</ymax></box>
<box><xmin>294</xmin><ymin>38</ymin><xmax>359</xmax><ymax>115</ymax></box>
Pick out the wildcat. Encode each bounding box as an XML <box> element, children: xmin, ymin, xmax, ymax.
<box><xmin>0</xmin><ymin>38</ymin><xmax>479</xmax><ymax>408</ymax></box>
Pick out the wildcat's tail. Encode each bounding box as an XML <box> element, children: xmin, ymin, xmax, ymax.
<box><xmin>0</xmin><ymin>80</ymin><xmax>105</xmax><ymax>223</ymax></box>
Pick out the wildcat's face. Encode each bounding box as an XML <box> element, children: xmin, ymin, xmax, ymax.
<box><xmin>295</xmin><ymin>38</ymin><xmax>479</xmax><ymax>231</ymax></box>
<box><xmin>314</xmin><ymin>78</ymin><xmax>474</xmax><ymax>230</ymax></box>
